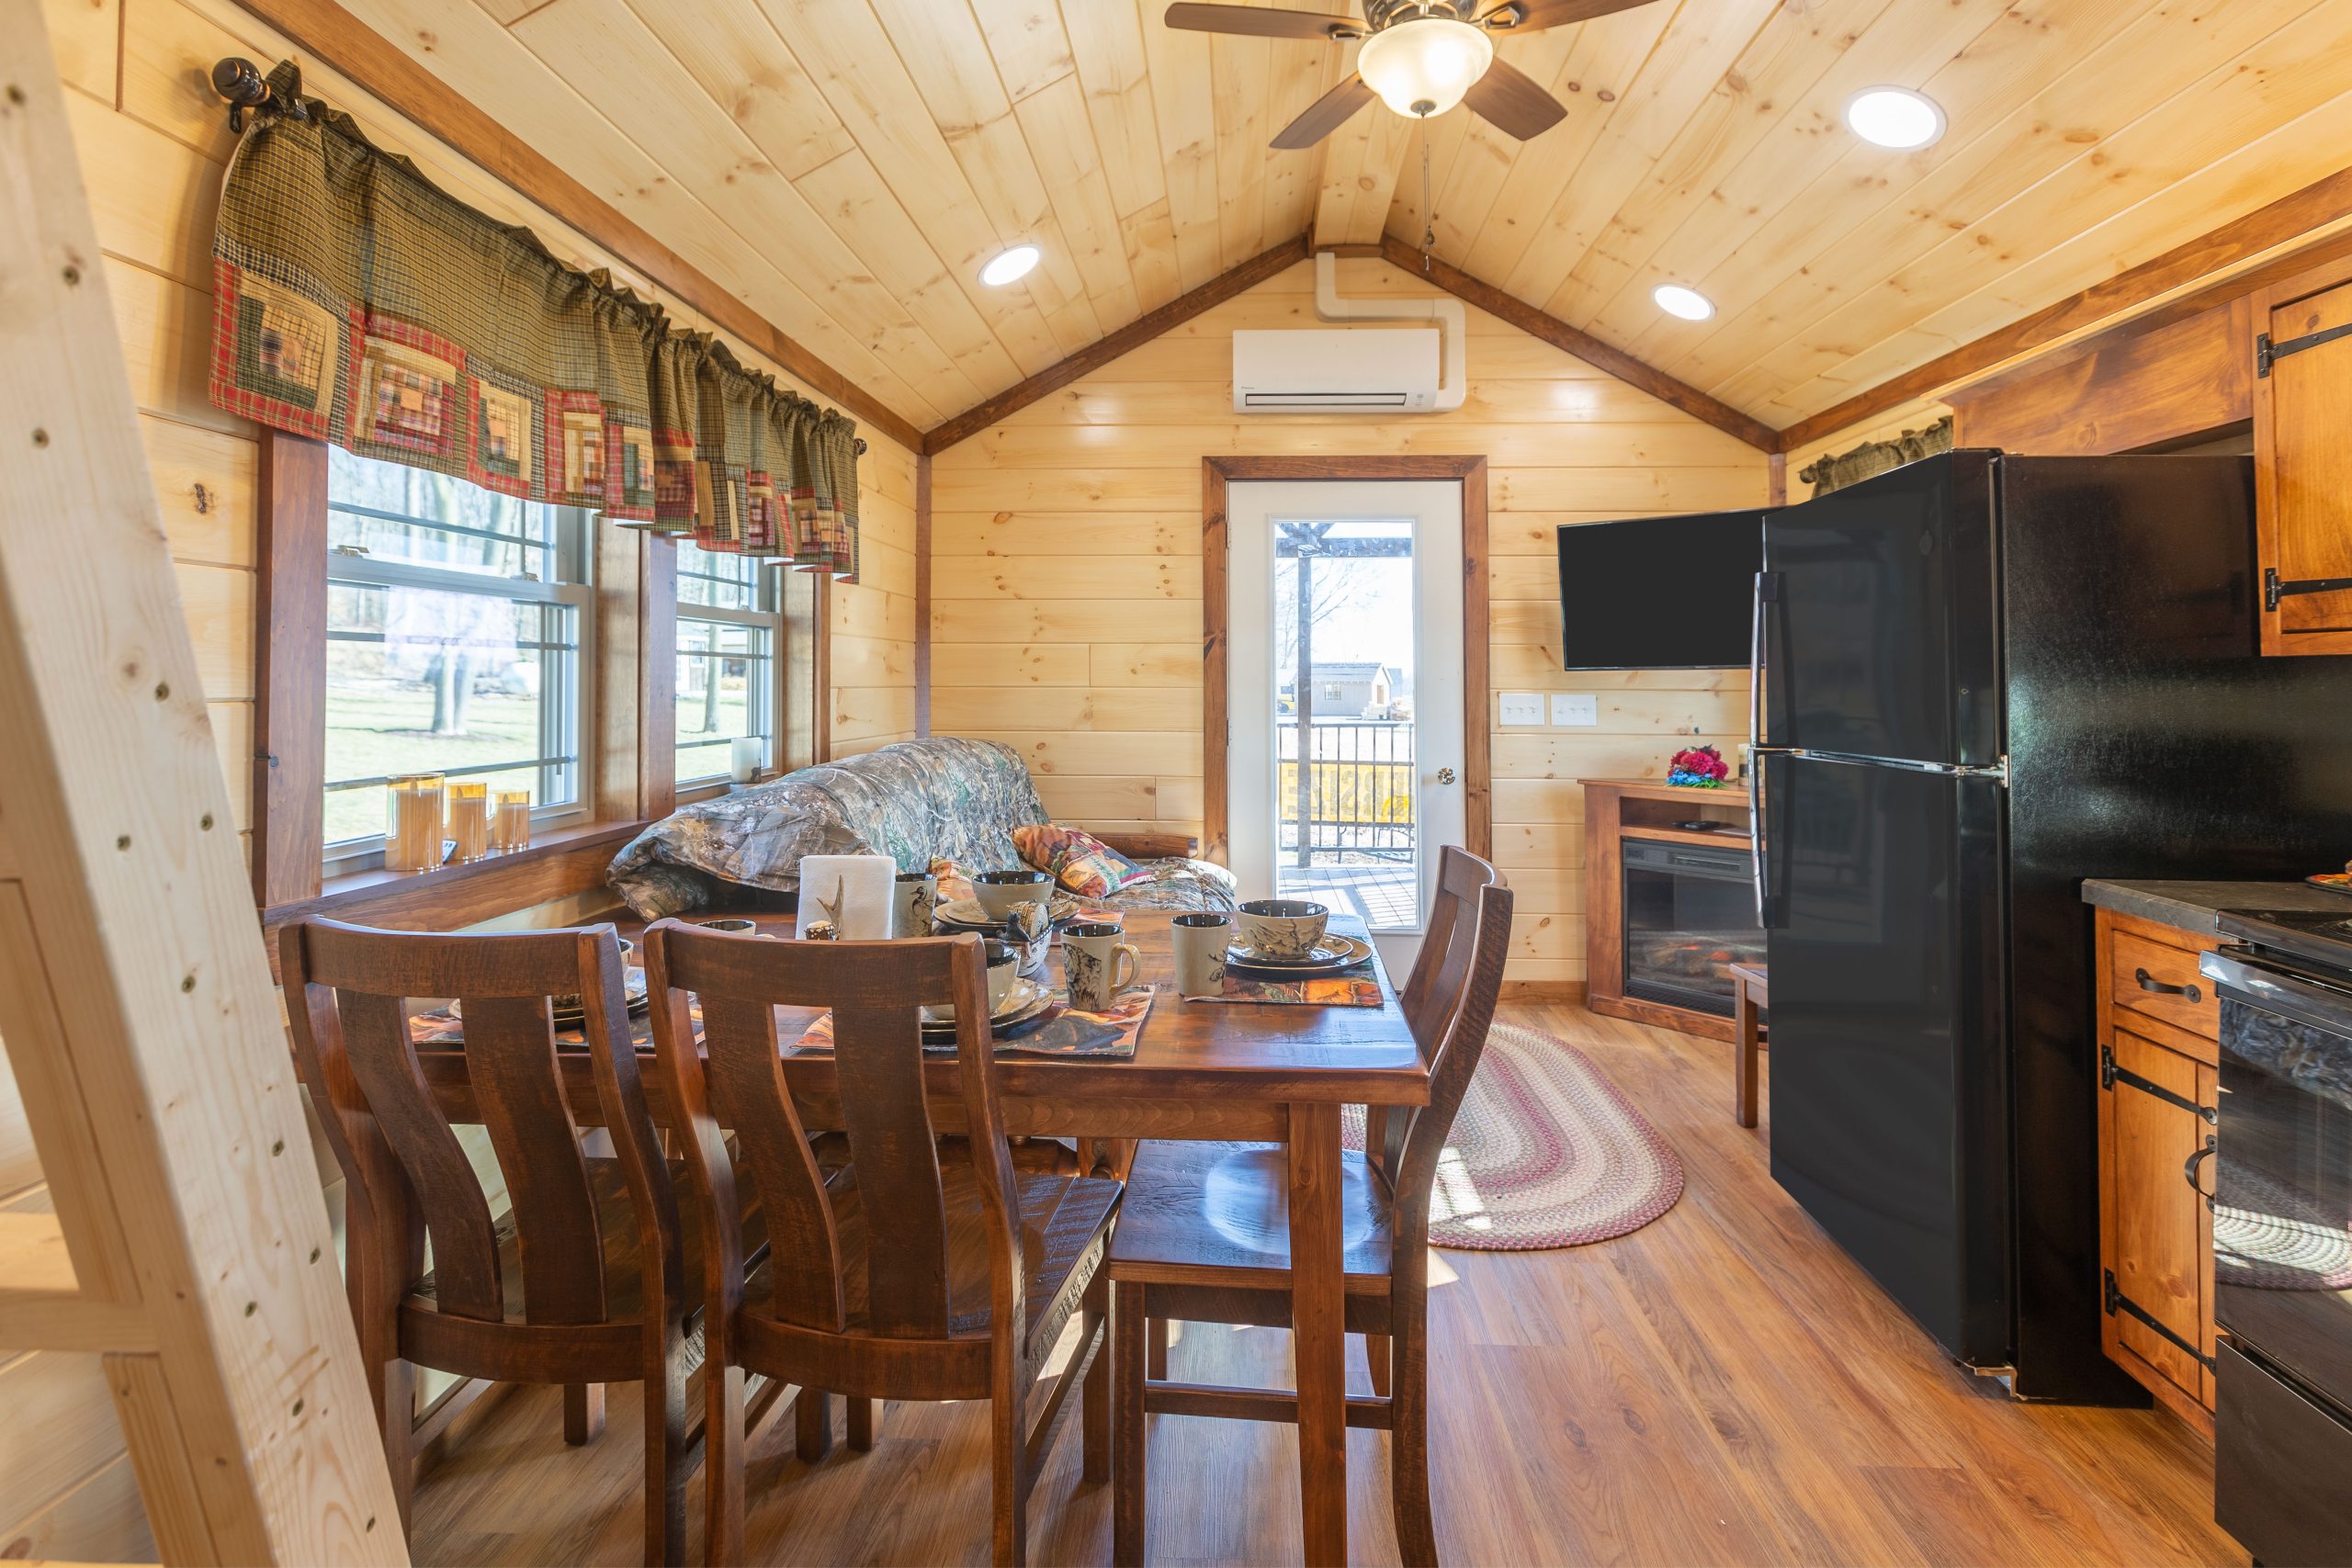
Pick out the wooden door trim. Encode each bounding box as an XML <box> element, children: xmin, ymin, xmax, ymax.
<box><xmin>1201</xmin><ymin>455</ymin><xmax>1490</xmax><ymax>873</ymax></box>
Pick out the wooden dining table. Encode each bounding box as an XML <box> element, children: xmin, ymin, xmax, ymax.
<box><xmin>406</xmin><ymin>907</ymin><xmax>1427</xmax><ymax>1567</ymax></box>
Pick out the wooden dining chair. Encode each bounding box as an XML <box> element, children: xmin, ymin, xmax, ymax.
<box><xmin>1109</xmin><ymin>850</ymin><xmax>1512</xmax><ymax>1568</ymax></box>
<box><xmin>279</xmin><ymin>918</ymin><xmax>699</xmax><ymax>1563</ymax></box>
<box><xmin>640</xmin><ymin>922</ymin><xmax>1122</xmax><ymax>1566</ymax></box>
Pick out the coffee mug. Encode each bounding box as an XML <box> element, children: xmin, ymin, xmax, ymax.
<box><xmin>932</xmin><ymin>938</ymin><xmax>1019</xmax><ymax>1022</ymax></box>
<box><xmin>973</xmin><ymin>867</ymin><xmax>1054</xmax><ymax>920</ymax></box>
<box><xmin>893</xmin><ymin>871</ymin><xmax>938</xmax><ymax>938</ymax></box>
<box><xmin>1235</xmin><ymin>898</ymin><xmax>1329</xmax><ymax>961</ymax></box>
<box><xmin>1171</xmin><ymin>911</ymin><xmax>1232</xmax><ymax>997</ymax></box>
<box><xmin>1061</xmin><ymin>921</ymin><xmax>1140</xmax><ymax>1011</ymax></box>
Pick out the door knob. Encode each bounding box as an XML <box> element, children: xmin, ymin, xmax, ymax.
<box><xmin>1436</xmin><ymin>767</ymin><xmax>1456</xmax><ymax>784</ymax></box>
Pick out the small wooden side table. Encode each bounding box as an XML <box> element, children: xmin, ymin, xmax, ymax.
<box><xmin>1729</xmin><ymin>962</ymin><xmax>1770</xmax><ymax>1129</ymax></box>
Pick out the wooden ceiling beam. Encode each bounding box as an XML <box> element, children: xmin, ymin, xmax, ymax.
<box><xmin>1772</xmin><ymin>161</ymin><xmax>2352</xmax><ymax>456</ymax></box>
<box><xmin>922</xmin><ymin>232</ymin><xmax>1316</xmax><ymax>455</ymax></box>
<box><xmin>224</xmin><ymin>0</ymin><xmax>926</xmax><ymax>454</ymax></box>
<box><xmin>1376</xmin><ymin>236</ymin><xmax>1777</xmax><ymax>452</ymax></box>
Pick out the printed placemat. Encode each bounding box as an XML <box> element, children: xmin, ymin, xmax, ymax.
<box><xmin>1182</xmin><ymin>972</ymin><xmax>1384</xmax><ymax>1008</ymax></box>
<box><xmin>786</xmin><ymin>987</ymin><xmax>1155</xmax><ymax>1058</ymax></box>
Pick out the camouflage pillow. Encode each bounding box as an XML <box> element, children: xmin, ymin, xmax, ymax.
<box><xmin>1011</xmin><ymin>823</ymin><xmax>1147</xmax><ymax>900</ymax></box>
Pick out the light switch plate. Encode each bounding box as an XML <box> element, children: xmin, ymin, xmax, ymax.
<box><xmin>1553</xmin><ymin>693</ymin><xmax>1599</xmax><ymax>727</ymax></box>
<box><xmin>1498</xmin><ymin>692</ymin><xmax>1545</xmax><ymax>728</ymax></box>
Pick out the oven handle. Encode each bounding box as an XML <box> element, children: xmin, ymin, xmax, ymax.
<box><xmin>2202</xmin><ymin>944</ymin><xmax>2352</xmax><ymax>1036</ymax></box>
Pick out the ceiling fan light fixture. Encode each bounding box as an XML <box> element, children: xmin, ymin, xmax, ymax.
<box><xmin>1652</xmin><ymin>283</ymin><xmax>1714</xmax><ymax>321</ymax></box>
<box><xmin>1357</xmin><ymin>16</ymin><xmax>1494</xmax><ymax>119</ymax></box>
<box><xmin>1844</xmin><ymin>86</ymin><xmax>1945</xmax><ymax>150</ymax></box>
<box><xmin>978</xmin><ymin>244</ymin><xmax>1042</xmax><ymax>287</ymax></box>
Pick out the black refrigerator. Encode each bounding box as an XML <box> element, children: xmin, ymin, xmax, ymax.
<box><xmin>1750</xmin><ymin>449</ymin><xmax>2352</xmax><ymax>1401</ymax></box>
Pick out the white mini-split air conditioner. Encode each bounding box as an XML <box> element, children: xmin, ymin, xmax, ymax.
<box><xmin>1231</xmin><ymin>327</ymin><xmax>1441</xmax><ymax>412</ymax></box>
<box><xmin>1231</xmin><ymin>253</ymin><xmax>1468</xmax><ymax>413</ymax></box>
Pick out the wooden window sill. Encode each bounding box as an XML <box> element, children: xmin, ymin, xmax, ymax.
<box><xmin>262</xmin><ymin>819</ymin><xmax>648</xmax><ymax>936</ymax></box>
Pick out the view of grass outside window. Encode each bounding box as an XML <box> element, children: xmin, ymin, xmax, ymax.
<box><xmin>323</xmin><ymin>448</ymin><xmax>592</xmax><ymax>863</ymax></box>
<box><xmin>675</xmin><ymin>540</ymin><xmax>779</xmax><ymax>787</ymax></box>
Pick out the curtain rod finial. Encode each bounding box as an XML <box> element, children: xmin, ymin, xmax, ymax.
<box><xmin>211</xmin><ymin>57</ymin><xmax>271</xmax><ymax>133</ymax></box>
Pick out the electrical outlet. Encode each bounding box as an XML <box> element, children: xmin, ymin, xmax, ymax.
<box><xmin>1553</xmin><ymin>693</ymin><xmax>1599</xmax><ymax>727</ymax></box>
<box><xmin>1498</xmin><ymin>692</ymin><xmax>1545</xmax><ymax>727</ymax></box>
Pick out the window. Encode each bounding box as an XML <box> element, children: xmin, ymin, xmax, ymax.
<box><xmin>322</xmin><ymin>449</ymin><xmax>593</xmax><ymax>870</ymax></box>
<box><xmin>675</xmin><ymin>540</ymin><xmax>782</xmax><ymax>789</ymax></box>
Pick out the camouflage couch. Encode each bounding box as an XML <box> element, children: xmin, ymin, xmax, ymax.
<box><xmin>605</xmin><ymin>736</ymin><xmax>1237</xmax><ymax>919</ymax></box>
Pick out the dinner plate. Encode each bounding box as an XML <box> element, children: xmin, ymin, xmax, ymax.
<box><xmin>933</xmin><ymin>893</ymin><xmax>1081</xmax><ymax>930</ymax></box>
<box><xmin>1225</xmin><ymin>932</ymin><xmax>1374</xmax><ymax>973</ymax></box>
<box><xmin>2305</xmin><ymin>872</ymin><xmax>2352</xmax><ymax>897</ymax></box>
<box><xmin>920</xmin><ymin>976</ymin><xmax>1049</xmax><ymax>1029</ymax></box>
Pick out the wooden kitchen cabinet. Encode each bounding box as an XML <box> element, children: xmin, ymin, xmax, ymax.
<box><xmin>2094</xmin><ymin>909</ymin><xmax>2220</xmax><ymax>1435</ymax></box>
<box><xmin>2253</xmin><ymin>261</ymin><xmax>2352</xmax><ymax>656</ymax></box>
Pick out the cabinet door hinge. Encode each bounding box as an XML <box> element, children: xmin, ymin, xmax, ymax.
<box><xmin>2100</xmin><ymin>1045</ymin><xmax>2217</xmax><ymax>1124</ymax></box>
<box><xmin>2103</xmin><ymin>1269</ymin><xmax>2215</xmax><ymax>1371</ymax></box>
<box><xmin>2264</xmin><ymin>566</ymin><xmax>2352</xmax><ymax>612</ymax></box>
<box><xmin>2256</xmin><ymin>317</ymin><xmax>2352</xmax><ymax>378</ymax></box>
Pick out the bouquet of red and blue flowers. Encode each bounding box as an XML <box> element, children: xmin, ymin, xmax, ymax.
<box><xmin>1668</xmin><ymin>744</ymin><xmax>1730</xmax><ymax>788</ymax></box>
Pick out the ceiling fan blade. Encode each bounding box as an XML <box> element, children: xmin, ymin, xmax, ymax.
<box><xmin>1464</xmin><ymin>56</ymin><xmax>1569</xmax><ymax>139</ymax></box>
<box><xmin>1165</xmin><ymin>3</ymin><xmax>1360</xmax><ymax>40</ymax></box>
<box><xmin>1479</xmin><ymin>0</ymin><xmax>1660</xmax><ymax>30</ymax></box>
<box><xmin>1272</xmin><ymin>73</ymin><xmax>1376</xmax><ymax>149</ymax></box>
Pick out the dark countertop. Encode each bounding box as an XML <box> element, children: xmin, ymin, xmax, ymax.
<box><xmin>2080</xmin><ymin>878</ymin><xmax>2351</xmax><ymax>933</ymax></box>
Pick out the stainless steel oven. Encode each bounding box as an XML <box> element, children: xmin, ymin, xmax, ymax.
<box><xmin>2201</xmin><ymin>919</ymin><xmax>2352</xmax><ymax>1568</ymax></box>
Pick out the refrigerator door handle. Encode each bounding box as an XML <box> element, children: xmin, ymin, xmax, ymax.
<box><xmin>1749</xmin><ymin>570</ymin><xmax>1783</xmax><ymax>927</ymax></box>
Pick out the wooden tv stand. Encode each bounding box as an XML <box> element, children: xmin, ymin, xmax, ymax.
<box><xmin>1582</xmin><ymin>778</ymin><xmax>1755</xmax><ymax>1043</ymax></box>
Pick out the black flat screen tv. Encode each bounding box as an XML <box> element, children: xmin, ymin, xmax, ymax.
<box><xmin>1556</xmin><ymin>512</ymin><xmax>1763</xmax><ymax>671</ymax></box>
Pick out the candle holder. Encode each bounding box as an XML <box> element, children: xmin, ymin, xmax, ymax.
<box><xmin>492</xmin><ymin>788</ymin><xmax>532</xmax><ymax>853</ymax></box>
<box><xmin>386</xmin><ymin>773</ymin><xmax>446</xmax><ymax>872</ymax></box>
<box><xmin>448</xmin><ymin>782</ymin><xmax>490</xmax><ymax>862</ymax></box>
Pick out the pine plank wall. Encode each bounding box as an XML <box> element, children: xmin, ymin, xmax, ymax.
<box><xmin>4</xmin><ymin>3</ymin><xmax>1950</xmax><ymax>1552</ymax></box>
<box><xmin>931</xmin><ymin>256</ymin><xmax>1771</xmax><ymax>991</ymax></box>
<box><xmin>2</xmin><ymin>0</ymin><xmax>918</xmax><ymax>1552</ymax></box>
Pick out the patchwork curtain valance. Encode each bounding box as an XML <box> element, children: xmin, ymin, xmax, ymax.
<box><xmin>1798</xmin><ymin>414</ymin><xmax>1955</xmax><ymax>497</ymax></box>
<box><xmin>208</xmin><ymin>62</ymin><xmax>857</xmax><ymax>577</ymax></box>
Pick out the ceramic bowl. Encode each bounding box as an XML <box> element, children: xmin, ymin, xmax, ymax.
<box><xmin>1235</xmin><ymin>898</ymin><xmax>1329</xmax><ymax>962</ymax></box>
<box><xmin>973</xmin><ymin>868</ymin><xmax>1055</xmax><ymax>920</ymax></box>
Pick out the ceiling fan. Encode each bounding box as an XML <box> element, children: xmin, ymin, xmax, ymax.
<box><xmin>1165</xmin><ymin>0</ymin><xmax>1660</xmax><ymax>148</ymax></box>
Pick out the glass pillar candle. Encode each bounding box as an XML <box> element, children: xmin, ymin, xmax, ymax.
<box><xmin>492</xmin><ymin>789</ymin><xmax>532</xmax><ymax>852</ymax></box>
<box><xmin>448</xmin><ymin>782</ymin><xmax>491</xmax><ymax>862</ymax></box>
<box><xmin>386</xmin><ymin>773</ymin><xmax>446</xmax><ymax>872</ymax></box>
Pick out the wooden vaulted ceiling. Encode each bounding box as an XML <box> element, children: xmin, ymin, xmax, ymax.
<box><xmin>317</xmin><ymin>0</ymin><xmax>2352</xmax><ymax>441</ymax></box>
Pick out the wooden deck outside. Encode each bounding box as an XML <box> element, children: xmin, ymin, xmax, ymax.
<box><xmin>401</xmin><ymin>1002</ymin><xmax>2237</xmax><ymax>1567</ymax></box>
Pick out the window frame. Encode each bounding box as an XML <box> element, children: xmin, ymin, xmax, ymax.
<box><xmin>248</xmin><ymin>428</ymin><xmax>829</xmax><ymax>931</ymax></box>
<box><xmin>673</xmin><ymin>543</ymin><xmax>785</xmax><ymax>800</ymax></box>
<box><xmin>319</xmin><ymin>530</ymin><xmax>599</xmax><ymax>878</ymax></box>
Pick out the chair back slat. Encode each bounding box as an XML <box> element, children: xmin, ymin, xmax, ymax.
<box><xmin>696</xmin><ymin>991</ymin><xmax>845</xmax><ymax>1331</ymax></box>
<box><xmin>1391</xmin><ymin>854</ymin><xmax>1513</xmax><ymax>1250</ymax></box>
<box><xmin>331</xmin><ymin>988</ymin><xmax>505</xmax><ymax>1321</ymax></box>
<box><xmin>458</xmin><ymin>996</ymin><xmax>605</xmax><ymax>1325</ymax></box>
<box><xmin>833</xmin><ymin>1001</ymin><xmax>953</xmax><ymax>1337</ymax></box>
<box><xmin>284</xmin><ymin>919</ymin><xmax>673</xmax><ymax>1333</ymax></box>
<box><xmin>645</xmin><ymin>925</ymin><xmax>1016</xmax><ymax>1349</ymax></box>
<box><xmin>1397</xmin><ymin>846</ymin><xmax>1491</xmax><ymax>1050</ymax></box>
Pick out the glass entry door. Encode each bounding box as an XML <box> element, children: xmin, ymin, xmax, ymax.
<box><xmin>1226</xmin><ymin>481</ymin><xmax>1465</xmax><ymax>976</ymax></box>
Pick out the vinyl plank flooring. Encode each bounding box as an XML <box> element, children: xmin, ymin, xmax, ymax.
<box><xmin>403</xmin><ymin>1002</ymin><xmax>2241</xmax><ymax>1567</ymax></box>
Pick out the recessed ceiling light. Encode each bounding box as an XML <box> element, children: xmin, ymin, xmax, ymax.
<box><xmin>978</xmin><ymin>244</ymin><xmax>1041</xmax><ymax>287</ymax></box>
<box><xmin>1653</xmin><ymin>284</ymin><xmax>1714</xmax><ymax>321</ymax></box>
<box><xmin>1844</xmin><ymin>86</ymin><xmax>1946</xmax><ymax>150</ymax></box>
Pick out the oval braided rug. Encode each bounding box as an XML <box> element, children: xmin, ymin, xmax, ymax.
<box><xmin>1342</xmin><ymin>1023</ymin><xmax>1683</xmax><ymax>1251</ymax></box>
